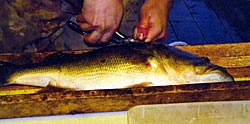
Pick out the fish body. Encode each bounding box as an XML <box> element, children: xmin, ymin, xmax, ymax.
<box><xmin>0</xmin><ymin>43</ymin><xmax>234</xmax><ymax>90</ymax></box>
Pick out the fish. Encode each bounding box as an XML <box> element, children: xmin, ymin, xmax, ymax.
<box><xmin>0</xmin><ymin>43</ymin><xmax>234</xmax><ymax>91</ymax></box>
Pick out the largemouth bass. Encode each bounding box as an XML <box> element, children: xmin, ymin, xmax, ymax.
<box><xmin>0</xmin><ymin>43</ymin><xmax>233</xmax><ymax>91</ymax></box>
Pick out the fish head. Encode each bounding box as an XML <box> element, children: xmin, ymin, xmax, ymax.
<box><xmin>154</xmin><ymin>44</ymin><xmax>234</xmax><ymax>84</ymax></box>
<box><xmin>191</xmin><ymin>61</ymin><xmax>234</xmax><ymax>83</ymax></box>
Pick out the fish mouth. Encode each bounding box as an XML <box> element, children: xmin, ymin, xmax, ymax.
<box><xmin>195</xmin><ymin>63</ymin><xmax>231</xmax><ymax>75</ymax></box>
<box><xmin>194</xmin><ymin>64</ymin><xmax>234</xmax><ymax>83</ymax></box>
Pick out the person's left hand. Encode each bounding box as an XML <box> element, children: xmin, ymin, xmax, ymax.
<box><xmin>77</xmin><ymin>0</ymin><xmax>124</xmax><ymax>45</ymax></box>
<box><xmin>133</xmin><ymin>0</ymin><xmax>172</xmax><ymax>42</ymax></box>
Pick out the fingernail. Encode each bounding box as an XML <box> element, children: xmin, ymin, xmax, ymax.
<box><xmin>138</xmin><ymin>33</ymin><xmax>144</xmax><ymax>40</ymax></box>
<box><xmin>145</xmin><ymin>39</ymin><xmax>150</xmax><ymax>42</ymax></box>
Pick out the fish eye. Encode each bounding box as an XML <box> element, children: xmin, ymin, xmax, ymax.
<box><xmin>200</xmin><ymin>57</ymin><xmax>210</xmax><ymax>63</ymax></box>
<box><xmin>193</xmin><ymin>57</ymin><xmax>211</xmax><ymax>66</ymax></box>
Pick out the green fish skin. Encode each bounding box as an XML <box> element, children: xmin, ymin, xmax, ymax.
<box><xmin>0</xmin><ymin>43</ymin><xmax>234</xmax><ymax>91</ymax></box>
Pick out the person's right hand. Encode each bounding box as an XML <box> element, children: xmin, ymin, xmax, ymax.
<box><xmin>133</xmin><ymin>0</ymin><xmax>172</xmax><ymax>43</ymax></box>
<box><xmin>77</xmin><ymin>0</ymin><xmax>124</xmax><ymax>45</ymax></box>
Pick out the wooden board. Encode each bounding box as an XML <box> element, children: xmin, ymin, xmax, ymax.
<box><xmin>204</xmin><ymin>0</ymin><xmax>243</xmax><ymax>42</ymax></box>
<box><xmin>1</xmin><ymin>81</ymin><xmax>250</xmax><ymax>119</ymax></box>
<box><xmin>165</xmin><ymin>0</ymin><xmax>249</xmax><ymax>45</ymax></box>
<box><xmin>0</xmin><ymin>43</ymin><xmax>249</xmax><ymax>119</ymax></box>
<box><xmin>165</xmin><ymin>22</ymin><xmax>178</xmax><ymax>44</ymax></box>
<box><xmin>205</xmin><ymin>0</ymin><xmax>250</xmax><ymax>42</ymax></box>
<box><xmin>184</xmin><ymin>0</ymin><xmax>233</xmax><ymax>44</ymax></box>
<box><xmin>168</xmin><ymin>0</ymin><xmax>207</xmax><ymax>45</ymax></box>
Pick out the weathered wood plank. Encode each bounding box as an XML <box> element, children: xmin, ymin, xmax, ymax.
<box><xmin>205</xmin><ymin>0</ymin><xmax>250</xmax><ymax>42</ymax></box>
<box><xmin>204</xmin><ymin>0</ymin><xmax>243</xmax><ymax>42</ymax></box>
<box><xmin>165</xmin><ymin>22</ymin><xmax>178</xmax><ymax>44</ymax></box>
<box><xmin>1</xmin><ymin>81</ymin><xmax>250</xmax><ymax>119</ymax></box>
<box><xmin>184</xmin><ymin>0</ymin><xmax>233</xmax><ymax>44</ymax></box>
<box><xmin>227</xmin><ymin>67</ymin><xmax>250</xmax><ymax>81</ymax></box>
<box><xmin>168</xmin><ymin>0</ymin><xmax>206</xmax><ymax>45</ymax></box>
<box><xmin>176</xmin><ymin>43</ymin><xmax>250</xmax><ymax>58</ymax></box>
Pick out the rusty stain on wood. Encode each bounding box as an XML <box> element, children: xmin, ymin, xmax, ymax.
<box><xmin>0</xmin><ymin>43</ymin><xmax>249</xmax><ymax>119</ymax></box>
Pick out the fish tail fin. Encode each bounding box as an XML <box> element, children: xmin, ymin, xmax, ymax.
<box><xmin>0</xmin><ymin>61</ymin><xmax>17</xmax><ymax>86</ymax></box>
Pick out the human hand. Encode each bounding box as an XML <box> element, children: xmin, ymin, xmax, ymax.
<box><xmin>78</xmin><ymin>0</ymin><xmax>123</xmax><ymax>45</ymax></box>
<box><xmin>133</xmin><ymin>0</ymin><xmax>172</xmax><ymax>42</ymax></box>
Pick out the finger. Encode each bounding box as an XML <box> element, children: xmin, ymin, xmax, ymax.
<box><xmin>100</xmin><ymin>31</ymin><xmax>115</xmax><ymax>43</ymax></box>
<box><xmin>134</xmin><ymin>26</ymin><xmax>145</xmax><ymax>40</ymax></box>
<box><xmin>134</xmin><ymin>24</ymin><xmax>150</xmax><ymax>41</ymax></box>
<box><xmin>152</xmin><ymin>24</ymin><xmax>168</xmax><ymax>42</ymax></box>
<box><xmin>79</xmin><ymin>23</ymin><xmax>95</xmax><ymax>31</ymax></box>
<box><xmin>84</xmin><ymin>30</ymin><xmax>103</xmax><ymax>44</ymax></box>
<box><xmin>135</xmin><ymin>18</ymin><xmax>150</xmax><ymax>41</ymax></box>
<box><xmin>137</xmin><ymin>24</ymin><xmax>150</xmax><ymax>37</ymax></box>
<box><xmin>133</xmin><ymin>26</ymin><xmax>139</xmax><ymax>39</ymax></box>
<box><xmin>145</xmin><ymin>26</ymin><xmax>167</xmax><ymax>42</ymax></box>
<box><xmin>145</xmin><ymin>27</ymin><xmax>161</xmax><ymax>42</ymax></box>
<box><xmin>138</xmin><ymin>10</ymin><xmax>151</xmax><ymax>34</ymax></box>
<box><xmin>152</xmin><ymin>31</ymin><xmax>167</xmax><ymax>42</ymax></box>
<box><xmin>75</xmin><ymin>14</ymin><xmax>85</xmax><ymax>23</ymax></box>
<box><xmin>139</xmin><ymin>10</ymin><xmax>150</xmax><ymax>27</ymax></box>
